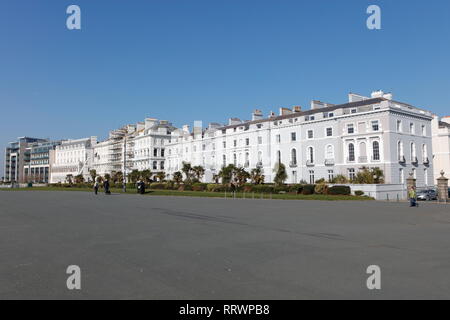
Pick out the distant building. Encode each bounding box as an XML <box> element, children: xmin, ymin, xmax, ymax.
<box><xmin>24</xmin><ymin>140</ymin><xmax>63</xmax><ymax>183</ymax></box>
<box><xmin>432</xmin><ymin>115</ymin><xmax>450</xmax><ymax>181</ymax></box>
<box><xmin>50</xmin><ymin>137</ymin><xmax>97</xmax><ymax>183</ymax></box>
<box><xmin>3</xmin><ymin>137</ymin><xmax>48</xmax><ymax>183</ymax></box>
<box><xmin>166</xmin><ymin>91</ymin><xmax>435</xmax><ymax>187</ymax></box>
<box><xmin>91</xmin><ymin>118</ymin><xmax>176</xmax><ymax>179</ymax></box>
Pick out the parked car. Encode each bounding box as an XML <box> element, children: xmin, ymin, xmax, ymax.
<box><xmin>417</xmin><ymin>189</ymin><xmax>437</xmax><ymax>201</ymax></box>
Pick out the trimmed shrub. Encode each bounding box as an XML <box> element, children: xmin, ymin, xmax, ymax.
<box><xmin>354</xmin><ymin>190</ymin><xmax>365</xmax><ymax>196</ymax></box>
<box><xmin>287</xmin><ymin>184</ymin><xmax>303</xmax><ymax>194</ymax></box>
<box><xmin>302</xmin><ymin>184</ymin><xmax>316</xmax><ymax>195</ymax></box>
<box><xmin>149</xmin><ymin>183</ymin><xmax>166</xmax><ymax>190</ymax></box>
<box><xmin>192</xmin><ymin>183</ymin><xmax>207</xmax><ymax>192</ymax></box>
<box><xmin>273</xmin><ymin>185</ymin><xmax>290</xmax><ymax>194</ymax></box>
<box><xmin>251</xmin><ymin>185</ymin><xmax>275</xmax><ymax>194</ymax></box>
<box><xmin>314</xmin><ymin>183</ymin><xmax>328</xmax><ymax>195</ymax></box>
<box><xmin>178</xmin><ymin>184</ymin><xmax>193</xmax><ymax>191</ymax></box>
<box><xmin>328</xmin><ymin>185</ymin><xmax>351</xmax><ymax>195</ymax></box>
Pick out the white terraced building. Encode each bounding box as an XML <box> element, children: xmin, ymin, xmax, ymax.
<box><xmin>50</xmin><ymin>137</ymin><xmax>97</xmax><ymax>183</ymax></box>
<box><xmin>166</xmin><ymin>91</ymin><xmax>435</xmax><ymax>187</ymax></box>
<box><xmin>91</xmin><ymin>118</ymin><xmax>176</xmax><ymax>178</ymax></box>
<box><xmin>431</xmin><ymin>115</ymin><xmax>450</xmax><ymax>181</ymax></box>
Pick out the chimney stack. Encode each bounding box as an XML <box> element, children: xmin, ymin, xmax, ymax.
<box><xmin>292</xmin><ymin>106</ymin><xmax>302</xmax><ymax>113</ymax></box>
<box><xmin>252</xmin><ymin>109</ymin><xmax>263</xmax><ymax>121</ymax></box>
<box><xmin>279</xmin><ymin>107</ymin><xmax>292</xmax><ymax>116</ymax></box>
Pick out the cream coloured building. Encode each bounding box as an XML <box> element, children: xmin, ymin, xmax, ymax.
<box><xmin>50</xmin><ymin>137</ymin><xmax>97</xmax><ymax>183</ymax></box>
<box><xmin>166</xmin><ymin>91</ymin><xmax>435</xmax><ymax>187</ymax></box>
<box><xmin>432</xmin><ymin>115</ymin><xmax>450</xmax><ymax>181</ymax></box>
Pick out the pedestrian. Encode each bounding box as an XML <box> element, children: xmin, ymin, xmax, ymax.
<box><xmin>140</xmin><ymin>180</ymin><xmax>146</xmax><ymax>195</ymax></box>
<box><xmin>104</xmin><ymin>179</ymin><xmax>111</xmax><ymax>195</ymax></box>
<box><xmin>409</xmin><ymin>186</ymin><xmax>417</xmax><ymax>207</ymax></box>
<box><xmin>94</xmin><ymin>180</ymin><xmax>99</xmax><ymax>195</ymax></box>
<box><xmin>136</xmin><ymin>180</ymin><xmax>142</xmax><ymax>194</ymax></box>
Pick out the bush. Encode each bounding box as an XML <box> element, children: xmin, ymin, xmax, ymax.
<box><xmin>328</xmin><ymin>185</ymin><xmax>351</xmax><ymax>195</ymax></box>
<box><xmin>251</xmin><ymin>185</ymin><xmax>275</xmax><ymax>194</ymax></box>
<box><xmin>178</xmin><ymin>184</ymin><xmax>193</xmax><ymax>191</ymax></box>
<box><xmin>192</xmin><ymin>183</ymin><xmax>207</xmax><ymax>192</ymax></box>
<box><xmin>288</xmin><ymin>184</ymin><xmax>303</xmax><ymax>194</ymax></box>
<box><xmin>354</xmin><ymin>190</ymin><xmax>365</xmax><ymax>196</ymax></box>
<box><xmin>149</xmin><ymin>183</ymin><xmax>166</xmax><ymax>190</ymax></box>
<box><xmin>301</xmin><ymin>184</ymin><xmax>316</xmax><ymax>195</ymax></box>
<box><xmin>314</xmin><ymin>183</ymin><xmax>328</xmax><ymax>195</ymax></box>
<box><xmin>273</xmin><ymin>185</ymin><xmax>290</xmax><ymax>194</ymax></box>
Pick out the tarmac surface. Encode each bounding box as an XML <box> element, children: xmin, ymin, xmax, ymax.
<box><xmin>0</xmin><ymin>191</ymin><xmax>449</xmax><ymax>299</ymax></box>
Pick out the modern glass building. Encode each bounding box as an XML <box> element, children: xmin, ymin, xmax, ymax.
<box><xmin>3</xmin><ymin>137</ymin><xmax>48</xmax><ymax>183</ymax></box>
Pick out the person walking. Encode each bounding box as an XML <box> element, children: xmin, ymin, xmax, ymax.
<box><xmin>409</xmin><ymin>186</ymin><xmax>417</xmax><ymax>207</ymax></box>
<box><xmin>104</xmin><ymin>179</ymin><xmax>111</xmax><ymax>195</ymax></box>
<box><xmin>136</xmin><ymin>180</ymin><xmax>142</xmax><ymax>194</ymax></box>
<box><xmin>140</xmin><ymin>180</ymin><xmax>146</xmax><ymax>195</ymax></box>
<box><xmin>93</xmin><ymin>180</ymin><xmax>99</xmax><ymax>195</ymax></box>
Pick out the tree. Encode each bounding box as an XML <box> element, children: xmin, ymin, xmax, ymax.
<box><xmin>330</xmin><ymin>174</ymin><xmax>348</xmax><ymax>184</ymax></box>
<box><xmin>181</xmin><ymin>162</ymin><xmax>194</xmax><ymax>183</ymax></box>
<box><xmin>156</xmin><ymin>172</ymin><xmax>166</xmax><ymax>182</ymax></box>
<box><xmin>172</xmin><ymin>171</ymin><xmax>183</xmax><ymax>185</ymax></box>
<box><xmin>89</xmin><ymin>169</ymin><xmax>97</xmax><ymax>183</ymax></box>
<box><xmin>250</xmin><ymin>168</ymin><xmax>264</xmax><ymax>185</ymax></box>
<box><xmin>141</xmin><ymin>170</ymin><xmax>152</xmax><ymax>184</ymax></box>
<box><xmin>235</xmin><ymin>167</ymin><xmax>250</xmax><ymax>186</ymax></box>
<box><xmin>354</xmin><ymin>167</ymin><xmax>385</xmax><ymax>184</ymax></box>
<box><xmin>74</xmin><ymin>174</ymin><xmax>84</xmax><ymax>184</ymax></box>
<box><xmin>104</xmin><ymin>173</ymin><xmax>111</xmax><ymax>181</ymax></box>
<box><xmin>192</xmin><ymin>166</ymin><xmax>205</xmax><ymax>182</ymax></box>
<box><xmin>273</xmin><ymin>163</ymin><xmax>287</xmax><ymax>186</ymax></box>
<box><xmin>66</xmin><ymin>174</ymin><xmax>74</xmax><ymax>185</ymax></box>
<box><xmin>218</xmin><ymin>164</ymin><xmax>237</xmax><ymax>184</ymax></box>
<box><xmin>129</xmin><ymin>170</ymin><xmax>140</xmax><ymax>183</ymax></box>
<box><xmin>112</xmin><ymin>171</ymin><xmax>123</xmax><ymax>184</ymax></box>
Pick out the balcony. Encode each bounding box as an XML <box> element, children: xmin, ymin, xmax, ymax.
<box><xmin>289</xmin><ymin>161</ymin><xmax>298</xmax><ymax>168</ymax></box>
<box><xmin>423</xmin><ymin>157</ymin><xmax>430</xmax><ymax>166</ymax></box>
<box><xmin>306</xmin><ymin>160</ymin><xmax>315</xmax><ymax>167</ymax></box>
<box><xmin>347</xmin><ymin>157</ymin><xmax>356</xmax><ymax>163</ymax></box>
<box><xmin>256</xmin><ymin>161</ymin><xmax>263</xmax><ymax>168</ymax></box>
<box><xmin>411</xmin><ymin>157</ymin><xmax>418</xmax><ymax>165</ymax></box>
<box><xmin>244</xmin><ymin>161</ymin><xmax>250</xmax><ymax>168</ymax></box>
<box><xmin>398</xmin><ymin>156</ymin><xmax>406</xmax><ymax>164</ymax></box>
<box><xmin>324</xmin><ymin>158</ymin><xmax>335</xmax><ymax>166</ymax></box>
<box><xmin>358</xmin><ymin>156</ymin><xmax>367</xmax><ymax>163</ymax></box>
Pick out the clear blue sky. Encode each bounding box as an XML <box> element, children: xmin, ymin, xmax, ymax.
<box><xmin>1</xmin><ymin>0</ymin><xmax>449</xmax><ymax>173</ymax></box>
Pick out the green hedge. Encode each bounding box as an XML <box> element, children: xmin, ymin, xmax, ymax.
<box><xmin>302</xmin><ymin>184</ymin><xmax>316</xmax><ymax>195</ymax></box>
<box><xmin>192</xmin><ymin>183</ymin><xmax>208</xmax><ymax>192</ymax></box>
<box><xmin>328</xmin><ymin>185</ymin><xmax>351</xmax><ymax>196</ymax></box>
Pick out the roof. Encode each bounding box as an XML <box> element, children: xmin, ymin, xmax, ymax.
<box><xmin>218</xmin><ymin>97</ymin><xmax>386</xmax><ymax>130</ymax></box>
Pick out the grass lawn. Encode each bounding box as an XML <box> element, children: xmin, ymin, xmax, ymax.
<box><xmin>0</xmin><ymin>186</ymin><xmax>374</xmax><ymax>201</ymax></box>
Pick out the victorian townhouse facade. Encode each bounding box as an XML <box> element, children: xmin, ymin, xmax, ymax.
<box><xmin>166</xmin><ymin>91</ymin><xmax>435</xmax><ymax>188</ymax></box>
<box><xmin>2</xmin><ymin>91</ymin><xmax>447</xmax><ymax>188</ymax></box>
<box><xmin>90</xmin><ymin>118</ymin><xmax>176</xmax><ymax>179</ymax></box>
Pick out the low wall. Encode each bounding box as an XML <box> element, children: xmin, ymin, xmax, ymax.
<box><xmin>334</xmin><ymin>184</ymin><xmax>407</xmax><ymax>201</ymax></box>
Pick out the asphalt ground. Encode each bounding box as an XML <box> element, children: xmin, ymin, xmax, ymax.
<box><xmin>0</xmin><ymin>191</ymin><xmax>449</xmax><ymax>299</ymax></box>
